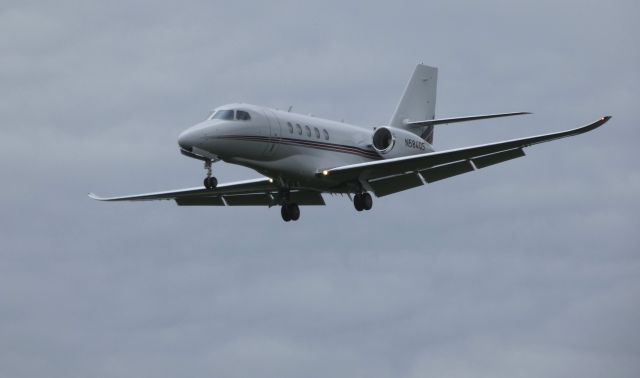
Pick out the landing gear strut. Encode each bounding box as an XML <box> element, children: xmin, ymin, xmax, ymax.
<box><xmin>203</xmin><ymin>160</ymin><xmax>217</xmax><ymax>189</ymax></box>
<box><xmin>353</xmin><ymin>192</ymin><xmax>373</xmax><ymax>212</ymax></box>
<box><xmin>281</xmin><ymin>203</ymin><xmax>300</xmax><ymax>222</ymax></box>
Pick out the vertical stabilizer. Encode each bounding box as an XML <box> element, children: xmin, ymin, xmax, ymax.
<box><xmin>389</xmin><ymin>64</ymin><xmax>438</xmax><ymax>143</ymax></box>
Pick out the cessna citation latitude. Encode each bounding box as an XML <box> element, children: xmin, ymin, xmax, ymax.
<box><xmin>90</xmin><ymin>64</ymin><xmax>611</xmax><ymax>222</ymax></box>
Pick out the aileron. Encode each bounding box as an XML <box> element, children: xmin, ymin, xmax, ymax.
<box><xmin>472</xmin><ymin>148</ymin><xmax>526</xmax><ymax>169</ymax></box>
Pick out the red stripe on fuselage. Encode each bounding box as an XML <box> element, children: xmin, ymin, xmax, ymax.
<box><xmin>213</xmin><ymin>135</ymin><xmax>381</xmax><ymax>160</ymax></box>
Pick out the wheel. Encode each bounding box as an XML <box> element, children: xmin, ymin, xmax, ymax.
<box><xmin>288</xmin><ymin>203</ymin><xmax>300</xmax><ymax>221</ymax></box>
<box><xmin>204</xmin><ymin>176</ymin><xmax>218</xmax><ymax>189</ymax></box>
<box><xmin>281</xmin><ymin>205</ymin><xmax>291</xmax><ymax>222</ymax></box>
<box><xmin>361</xmin><ymin>192</ymin><xmax>373</xmax><ymax>210</ymax></box>
<box><xmin>353</xmin><ymin>194</ymin><xmax>364</xmax><ymax>211</ymax></box>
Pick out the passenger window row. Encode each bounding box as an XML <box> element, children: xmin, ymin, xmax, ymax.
<box><xmin>207</xmin><ymin>112</ymin><xmax>330</xmax><ymax>142</ymax></box>
<box><xmin>287</xmin><ymin>122</ymin><xmax>329</xmax><ymax>140</ymax></box>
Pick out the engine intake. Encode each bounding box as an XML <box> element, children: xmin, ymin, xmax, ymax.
<box><xmin>372</xmin><ymin>127</ymin><xmax>394</xmax><ymax>154</ymax></box>
<box><xmin>371</xmin><ymin>126</ymin><xmax>433</xmax><ymax>158</ymax></box>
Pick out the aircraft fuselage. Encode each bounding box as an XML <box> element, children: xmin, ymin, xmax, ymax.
<box><xmin>178</xmin><ymin>103</ymin><xmax>434</xmax><ymax>191</ymax></box>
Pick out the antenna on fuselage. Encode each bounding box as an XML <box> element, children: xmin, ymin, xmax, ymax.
<box><xmin>287</xmin><ymin>105</ymin><xmax>293</xmax><ymax>112</ymax></box>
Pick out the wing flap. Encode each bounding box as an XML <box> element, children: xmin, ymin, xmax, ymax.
<box><xmin>223</xmin><ymin>190</ymin><xmax>325</xmax><ymax>206</ymax></box>
<box><xmin>368</xmin><ymin>173</ymin><xmax>424</xmax><ymax>197</ymax></box>
<box><xmin>420</xmin><ymin>160</ymin><xmax>474</xmax><ymax>183</ymax></box>
<box><xmin>176</xmin><ymin>196</ymin><xmax>225</xmax><ymax>206</ymax></box>
<box><xmin>224</xmin><ymin>193</ymin><xmax>270</xmax><ymax>206</ymax></box>
<box><xmin>289</xmin><ymin>190</ymin><xmax>326</xmax><ymax>205</ymax></box>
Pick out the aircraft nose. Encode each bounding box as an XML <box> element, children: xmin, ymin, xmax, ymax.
<box><xmin>178</xmin><ymin>128</ymin><xmax>196</xmax><ymax>150</ymax></box>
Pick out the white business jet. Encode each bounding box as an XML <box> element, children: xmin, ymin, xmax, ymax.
<box><xmin>90</xmin><ymin>64</ymin><xmax>610</xmax><ymax>222</ymax></box>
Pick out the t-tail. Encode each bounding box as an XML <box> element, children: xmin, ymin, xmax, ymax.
<box><xmin>389</xmin><ymin>64</ymin><xmax>531</xmax><ymax>146</ymax></box>
<box><xmin>389</xmin><ymin>64</ymin><xmax>438</xmax><ymax>144</ymax></box>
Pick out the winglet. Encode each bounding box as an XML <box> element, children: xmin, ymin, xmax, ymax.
<box><xmin>583</xmin><ymin>115</ymin><xmax>611</xmax><ymax>132</ymax></box>
<box><xmin>88</xmin><ymin>193</ymin><xmax>104</xmax><ymax>201</ymax></box>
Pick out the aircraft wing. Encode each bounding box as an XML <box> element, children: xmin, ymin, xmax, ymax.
<box><xmin>322</xmin><ymin>116</ymin><xmax>611</xmax><ymax>197</ymax></box>
<box><xmin>89</xmin><ymin>178</ymin><xmax>325</xmax><ymax>206</ymax></box>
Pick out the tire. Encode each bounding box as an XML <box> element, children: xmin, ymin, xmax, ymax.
<box><xmin>288</xmin><ymin>203</ymin><xmax>300</xmax><ymax>221</ymax></box>
<box><xmin>204</xmin><ymin>177</ymin><xmax>211</xmax><ymax>189</ymax></box>
<box><xmin>209</xmin><ymin>176</ymin><xmax>218</xmax><ymax>189</ymax></box>
<box><xmin>281</xmin><ymin>205</ymin><xmax>291</xmax><ymax>222</ymax></box>
<box><xmin>353</xmin><ymin>194</ymin><xmax>364</xmax><ymax>212</ymax></box>
<box><xmin>362</xmin><ymin>192</ymin><xmax>373</xmax><ymax>210</ymax></box>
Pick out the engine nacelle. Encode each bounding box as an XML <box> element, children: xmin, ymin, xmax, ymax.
<box><xmin>371</xmin><ymin>126</ymin><xmax>432</xmax><ymax>158</ymax></box>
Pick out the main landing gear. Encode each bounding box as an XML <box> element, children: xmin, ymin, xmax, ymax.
<box><xmin>278</xmin><ymin>190</ymin><xmax>300</xmax><ymax>222</ymax></box>
<box><xmin>353</xmin><ymin>192</ymin><xmax>373</xmax><ymax>212</ymax></box>
<box><xmin>203</xmin><ymin>160</ymin><xmax>217</xmax><ymax>189</ymax></box>
<box><xmin>281</xmin><ymin>203</ymin><xmax>300</xmax><ymax>222</ymax></box>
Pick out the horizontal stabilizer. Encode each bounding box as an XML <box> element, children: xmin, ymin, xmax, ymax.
<box><xmin>405</xmin><ymin>112</ymin><xmax>531</xmax><ymax>129</ymax></box>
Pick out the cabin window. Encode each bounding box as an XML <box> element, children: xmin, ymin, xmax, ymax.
<box><xmin>212</xmin><ymin>109</ymin><xmax>234</xmax><ymax>120</ymax></box>
<box><xmin>296</xmin><ymin>123</ymin><xmax>302</xmax><ymax>135</ymax></box>
<box><xmin>236</xmin><ymin>110</ymin><xmax>251</xmax><ymax>121</ymax></box>
<box><xmin>323</xmin><ymin>129</ymin><xmax>329</xmax><ymax>140</ymax></box>
<box><xmin>305</xmin><ymin>125</ymin><xmax>311</xmax><ymax>137</ymax></box>
<box><xmin>287</xmin><ymin>122</ymin><xmax>293</xmax><ymax>133</ymax></box>
<box><xmin>314</xmin><ymin>127</ymin><xmax>320</xmax><ymax>138</ymax></box>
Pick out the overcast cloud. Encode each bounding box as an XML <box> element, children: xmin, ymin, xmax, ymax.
<box><xmin>1</xmin><ymin>0</ymin><xmax>639</xmax><ymax>377</ymax></box>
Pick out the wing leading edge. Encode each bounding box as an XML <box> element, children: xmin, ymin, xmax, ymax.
<box><xmin>322</xmin><ymin>116</ymin><xmax>611</xmax><ymax>186</ymax></box>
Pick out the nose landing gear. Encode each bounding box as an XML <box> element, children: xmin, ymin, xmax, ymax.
<box><xmin>353</xmin><ymin>192</ymin><xmax>373</xmax><ymax>212</ymax></box>
<box><xmin>203</xmin><ymin>160</ymin><xmax>217</xmax><ymax>189</ymax></box>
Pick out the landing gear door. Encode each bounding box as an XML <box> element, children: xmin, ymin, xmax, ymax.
<box><xmin>262</xmin><ymin>109</ymin><xmax>281</xmax><ymax>156</ymax></box>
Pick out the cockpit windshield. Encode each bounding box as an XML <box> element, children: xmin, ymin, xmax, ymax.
<box><xmin>236</xmin><ymin>110</ymin><xmax>251</xmax><ymax>120</ymax></box>
<box><xmin>207</xmin><ymin>109</ymin><xmax>252</xmax><ymax>121</ymax></box>
<box><xmin>212</xmin><ymin>109</ymin><xmax>235</xmax><ymax>120</ymax></box>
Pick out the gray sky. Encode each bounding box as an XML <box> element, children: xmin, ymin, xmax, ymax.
<box><xmin>1</xmin><ymin>0</ymin><xmax>639</xmax><ymax>377</ymax></box>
